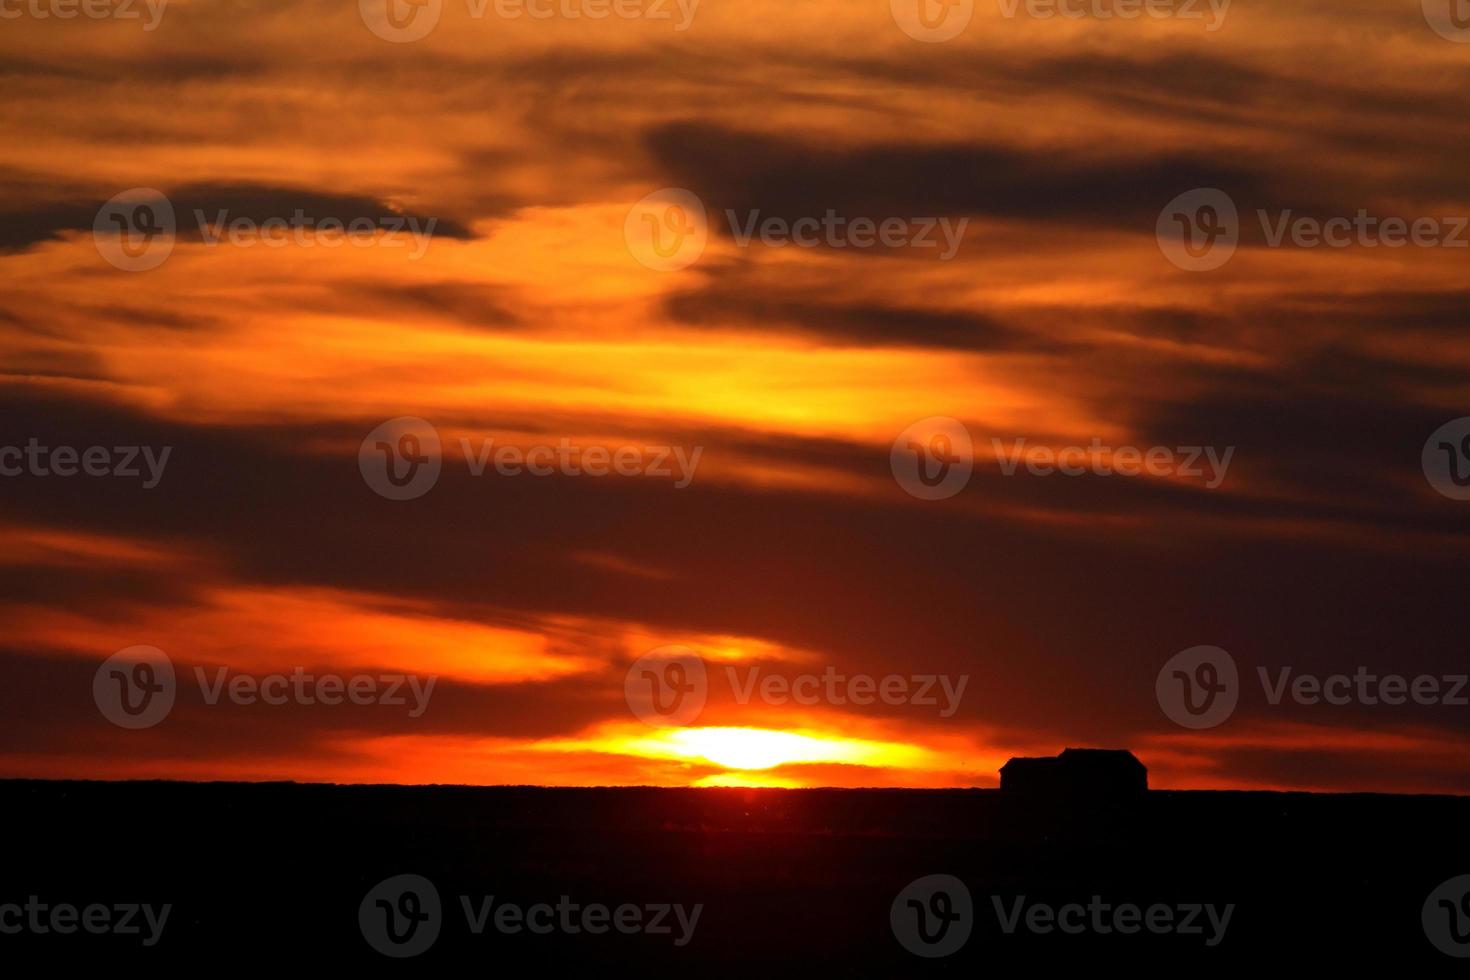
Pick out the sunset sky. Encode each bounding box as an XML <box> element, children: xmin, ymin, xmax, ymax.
<box><xmin>2</xmin><ymin>0</ymin><xmax>1469</xmax><ymax>793</ymax></box>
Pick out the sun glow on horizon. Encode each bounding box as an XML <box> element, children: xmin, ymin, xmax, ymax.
<box><xmin>553</xmin><ymin>725</ymin><xmax>932</xmax><ymax>772</ymax></box>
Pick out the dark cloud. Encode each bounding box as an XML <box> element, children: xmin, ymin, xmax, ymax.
<box><xmin>2</xmin><ymin>382</ymin><xmax>1469</xmax><ymax>764</ymax></box>
<box><xmin>1146</xmin><ymin>740</ymin><xmax>1470</xmax><ymax>796</ymax></box>
<box><xmin>3</xmin><ymin>2</ymin><xmax>1469</xmax><ymax>790</ymax></box>
<box><xmin>663</xmin><ymin>283</ymin><xmax>1066</xmax><ymax>352</ymax></box>
<box><xmin>0</xmin><ymin>201</ymin><xmax>101</xmax><ymax>253</ymax></box>
<box><xmin>644</xmin><ymin>120</ymin><xmax>1290</xmax><ymax>233</ymax></box>
<box><xmin>335</xmin><ymin>280</ymin><xmax>523</xmax><ymax>329</ymax></box>
<box><xmin>0</xmin><ymin>182</ymin><xmax>474</xmax><ymax>253</ymax></box>
<box><xmin>0</xmin><ymin>646</ymin><xmax>619</xmax><ymax>758</ymax></box>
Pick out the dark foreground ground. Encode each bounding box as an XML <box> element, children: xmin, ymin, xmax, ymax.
<box><xmin>4</xmin><ymin>780</ymin><xmax>1468</xmax><ymax>971</ymax></box>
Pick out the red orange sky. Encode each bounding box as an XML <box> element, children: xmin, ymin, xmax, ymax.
<box><xmin>2</xmin><ymin>0</ymin><xmax>1469</xmax><ymax>793</ymax></box>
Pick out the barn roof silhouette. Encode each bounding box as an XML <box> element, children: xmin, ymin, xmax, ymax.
<box><xmin>1000</xmin><ymin>748</ymin><xmax>1147</xmax><ymax>795</ymax></box>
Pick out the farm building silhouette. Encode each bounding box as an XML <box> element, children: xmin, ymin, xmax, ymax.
<box><xmin>1000</xmin><ymin>748</ymin><xmax>1147</xmax><ymax>796</ymax></box>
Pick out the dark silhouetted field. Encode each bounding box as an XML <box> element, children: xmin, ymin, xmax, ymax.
<box><xmin>7</xmin><ymin>780</ymin><xmax>1466</xmax><ymax>970</ymax></box>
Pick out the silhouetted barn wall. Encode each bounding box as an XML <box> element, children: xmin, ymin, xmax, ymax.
<box><xmin>1000</xmin><ymin>749</ymin><xmax>1147</xmax><ymax>795</ymax></box>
